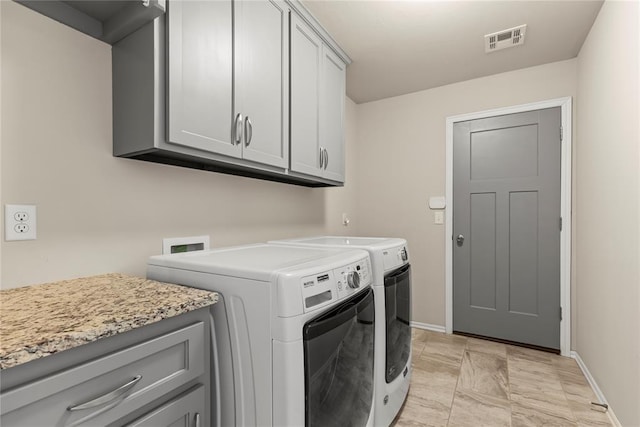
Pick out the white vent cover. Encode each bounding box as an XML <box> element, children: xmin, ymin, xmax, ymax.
<box><xmin>485</xmin><ymin>25</ymin><xmax>527</xmax><ymax>53</ymax></box>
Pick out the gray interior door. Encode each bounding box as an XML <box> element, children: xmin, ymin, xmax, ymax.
<box><xmin>453</xmin><ymin>107</ymin><xmax>561</xmax><ymax>350</ymax></box>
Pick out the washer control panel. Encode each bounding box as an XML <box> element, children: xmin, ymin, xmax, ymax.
<box><xmin>297</xmin><ymin>256</ymin><xmax>372</xmax><ymax>314</ymax></box>
<box><xmin>334</xmin><ymin>258</ymin><xmax>371</xmax><ymax>300</ymax></box>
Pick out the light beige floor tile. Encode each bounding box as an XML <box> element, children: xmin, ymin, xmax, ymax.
<box><xmin>410</xmin><ymin>355</ymin><xmax>459</xmax><ymax>407</ymax></box>
<box><xmin>508</xmin><ymin>358</ymin><xmax>565</xmax><ymax>395</ymax></box>
<box><xmin>507</xmin><ymin>345</ymin><xmax>554</xmax><ymax>365</ymax></box>
<box><xmin>412</xmin><ymin>328</ymin><xmax>434</xmax><ymax>343</ymax></box>
<box><xmin>551</xmin><ymin>355</ymin><xmax>582</xmax><ymax>374</ymax></box>
<box><xmin>448</xmin><ymin>389</ymin><xmax>511</xmax><ymax>427</ymax></box>
<box><xmin>420</xmin><ymin>333</ymin><xmax>467</xmax><ymax>367</ymax></box>
<box><xmin>508</xmin><ymin>357</ymin><xmax>562</xmax><ymax>393</ymax></box>
<box><xmin>511</xmin><ymin>399</ymin><xmax>577</xmax><ymax>427</ymax></box>
<box><xmin>466</xmin><ymin>337</ymin><xmax>507</xmax><ymax>357</ymax></box>
<box><xmin>567</xmin><ymin>400</ymin><xmax>612</xmax><ymax>427</ymax></box>
<box><xmin>458</xmin><ymin>350</ymin><xmax>509</xmax><ymax>400</ymax></box>
<box><xmin>393</xmin><ymin>394</ymin><xmax>451</xmax><ymax>427</ymax></box>
<box><xmin>403</xmin><ymin>329</ymin><xmax>612</xmax><ymax>427</ymax></box>
<box><xmin>509</xmin><ymin>384</ymin><xmax>574</xmax><ymax>421</ymax></box>
<box><xmin>430</xmin><ymin>332</ymin><xmax>468</xmax><ymax>346</ymax></box>
<box><xmin>412</xmin><ymin>340</ymin><xmax>426</xmax><ymax>358</ymax></box>
<box><xmin>558</xmin><ymin>369</ymin><xmax>598</xmax><ymax>402</ymax></box>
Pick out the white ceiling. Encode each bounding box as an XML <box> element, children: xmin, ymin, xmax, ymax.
<box><xmin>302</xmin><ymin>0</ymin><xmax>603</xmax><ymax>104</ymax></box>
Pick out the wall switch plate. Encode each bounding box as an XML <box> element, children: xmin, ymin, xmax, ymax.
<box><xmin>434</xmin><ymin>211</ymin><xmax>444</xmax><ymax>225</ymax></box>
<box><xmin>5</xmin><ymin>204</ymin><xmax>37</xmax><ymax>241</ymax></box>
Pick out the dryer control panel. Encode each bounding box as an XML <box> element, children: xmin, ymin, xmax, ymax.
<box><xmin>382</xmin><ymin>244</ymin><xmax>409</xmax><ymax>272</ymax></box>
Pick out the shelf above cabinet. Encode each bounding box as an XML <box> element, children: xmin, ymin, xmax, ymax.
<box><xmin>15</xmin><ymin>0</ymin><xmax>166</xmax><ymax>45</ymax></box>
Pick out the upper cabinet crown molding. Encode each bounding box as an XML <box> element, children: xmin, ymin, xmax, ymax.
<box><xmin>14</xmin><ymin>0</ymin><xmax>166</xmax><ymax>45</ymax></box>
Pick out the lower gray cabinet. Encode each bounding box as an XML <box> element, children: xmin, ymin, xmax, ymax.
<box><xmin>0</xmin><ymin>310</ymin><xmax>211</xmax><ymax>427</ymax></box>
<box><xmin>127</xmin><ymin>386</ymin><xmax>205</xmax><ymax>427</ymax></box>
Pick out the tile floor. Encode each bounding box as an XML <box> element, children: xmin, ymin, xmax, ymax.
<box><xmin>393</xmin><ymin>328</ymin><xmax>613</xmax><ymax>427</ymax></box>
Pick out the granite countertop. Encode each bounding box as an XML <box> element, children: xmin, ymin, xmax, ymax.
<box><xmin>0</xmin><ymin>273</ymin><xmax>218</xmax><ymax>369</ymax></box>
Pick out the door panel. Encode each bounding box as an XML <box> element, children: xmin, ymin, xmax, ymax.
<box><xmin>509</xmin><ymin>191</ymin><xmax>539</xmax><ymax>315</ymax></box>
<box><xmin>235</xmin><ymin>0</ymin><xmax>288</xmax><ymax>168</ymax></box>
<box><xmin>470</xmin><ymin>192</ymin><xmax>496</xmax><ymax>310</ymax></box>
<box><xmin>320</xmin><ymin>46</ymin><xmax>346</xmax><ymax>182</ymax></box>
<box><xmin>167</xmin><ymin>0</ymin><xmax>237</xmax><ymax>157</ymax></box>
<box><xmin>290</xmin><ymin>14</ymin><xmax>322</xmax><ymax>177</ymax></box>
<box><xmin>471</xmin><ymin>125</ymin><xmax>539</xmax><ymax>180</ymax></box>
<box><xmin>453</xmin><ymin>107</ymin><xmax>561</xmax><ymax>350</ymax></box>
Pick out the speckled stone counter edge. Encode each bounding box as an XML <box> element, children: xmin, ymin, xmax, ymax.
<box><xmin>0</xmin><ymin>273</ymin><xmax>218</xmax><ymax>369</ymax></box>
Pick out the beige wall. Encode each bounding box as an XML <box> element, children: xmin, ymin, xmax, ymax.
<box><xmin>353</xmin><ymin>59</ymin><xmax>578</xmax><ymax>329</ymax></box>
<box><xmin>575</xmin><ymin>1</ymin><xmax>640</xmax><ymax>425</ymax></box>
<box><xmin>0</xmin><ymin>2</ymin><xmax>355</xmax><ymax>288</ymax></box>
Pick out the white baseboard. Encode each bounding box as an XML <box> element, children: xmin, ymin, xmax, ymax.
<box><xmin>570</xmin><ymin>351</ymin><xmax>622</xmax><ymax>427</ymax></box>
<box><xmin>410</xmin><ymin>321</ymin><xmax>446</xmax><ymax>333</ymax></box>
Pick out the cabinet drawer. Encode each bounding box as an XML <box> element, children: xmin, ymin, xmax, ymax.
<box><xmin>1</xmin><ymin>322</ymin><xmax>205</xmax><ymax>427</ymax></box>
<box><xmin>126</xmin><ymin>385</ymin><xmax>205</xmax><ymax>427</ymax></box>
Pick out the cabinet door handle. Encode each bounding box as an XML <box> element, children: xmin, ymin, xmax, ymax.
<box><xmin>323</xmin><ymin>148</ymin><xmax>329</xmax><ymax>170</ymax></box>
<box><xmin>67</xmin><ymin>375</ymin><xmax>142</xmax><ymax>411</ymax></box>
<box><xmin>244</xmin><ymin>116</ymin><xmax>253</xmax><ymax>147</ymax></box>
<box><xmin>319</xmin><ymin>147</ymin><xmax>324</xmax><ymax>168</ymax></box>
<box><xmin>194</xmin><ymin>412</ymin><xmax>201</xmax><ymax>427</ymax></box>
<box><xmin>234</xmin><ymin>113</ymin><xmax>243</xmax><ymax>145</ymax></box>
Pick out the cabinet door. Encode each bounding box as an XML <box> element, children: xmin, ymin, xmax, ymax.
<box><xmin>289</xmin><ymin>14</ymin><xmax>322</xmax><ymax>177</ymax></box>
<box><xmin>235</xmin><ymin>0</ymin><xmax>289</xmax><ymax>168</ymax></box>
<box><xmin>127</xmin><ymin>386</ymin><xmax>205</xmax><ymax>427</ymax></box>
<box><xmin>167</xmin><ymin>0</ymin><xmax>239</xmax><ymax>158</ymax></box>
<box><xmin>320</xmin><ymin>45</ymin><xmax>346</xmax><ymax>183</ymax></box>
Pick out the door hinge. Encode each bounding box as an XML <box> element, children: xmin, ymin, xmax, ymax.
<box><xmin>559</xmin><ymin>217</ymin><xmax>563</xmax><ymax>231</ymax></box>
<box><xmin>560</xmin><ymin>125</ymin><xmax>563</xmax><ymax>142</ymax></box>
<box><xmin>560</xmin><ymin>307</ymin><xmax>563</xmax><ymax>320</ymax></box>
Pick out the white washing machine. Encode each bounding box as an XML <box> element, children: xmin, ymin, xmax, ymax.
<box><xmin>147</xmin><ymin>243</ymin><xmax>375</xmax><ymax>427</ymax></box>
<box><xmin>270</xmin><ymin>237</ymin><xmax>412</xmax><ymax>427</ymax></box>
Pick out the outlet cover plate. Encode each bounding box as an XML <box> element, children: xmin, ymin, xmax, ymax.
<box><xmin>162</xmin><ymin>235</ymin><xmax>210</xmax><ymax>255</ymax></box>
<box><xmin>5</xmin><ymin>204</ymin><xmax>37</xmax><ymax>241</ymax></box>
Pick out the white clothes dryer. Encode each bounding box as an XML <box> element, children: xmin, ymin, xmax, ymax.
<box><xmin>269</xmin><ymin>237</ymin><xmax>412</xmax><ymax>427</ymax></box>
<box><xmin>147</xmin><ymin>243</ymin><xmax>375</xmax><ymax>427</ymax></box>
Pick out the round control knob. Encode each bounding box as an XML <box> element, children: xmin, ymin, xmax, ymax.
<box><xmin>346</xmin><ymin>271</ymin><xmax>360</xmax><ymax>289</ymax></box>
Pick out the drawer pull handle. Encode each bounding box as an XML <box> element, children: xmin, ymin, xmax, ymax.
<box><xmin>67</xmin><ymin>375</ymin><xmax>142</xmax><ymax>411</ymax></box>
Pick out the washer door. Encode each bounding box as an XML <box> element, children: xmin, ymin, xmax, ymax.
<box><xmin>385</xmin><ymin>264</ymin><xmax>412</xmax><ymax>383</ymax></box>
<box><xmin>303</xmin><ymin>288</ymin><xmax>374</xmax><ymax>427</ymax></box>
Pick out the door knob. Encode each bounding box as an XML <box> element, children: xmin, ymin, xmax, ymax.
<box><xmin>456</xmin><ymin>234</ymin><xmax>464</xmax><ymax>247</ymax></box>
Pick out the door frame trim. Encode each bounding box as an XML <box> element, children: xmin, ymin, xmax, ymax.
<box><xmin>445</xmin><ymin>97</ymin><xmax>572</xmax><ymax>356</ymax></box>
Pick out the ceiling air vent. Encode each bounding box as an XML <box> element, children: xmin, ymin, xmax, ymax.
<box><xmin>485</xmin><ymin>24</ymin><xmax>527</xmax><ymax>53</ymax></box>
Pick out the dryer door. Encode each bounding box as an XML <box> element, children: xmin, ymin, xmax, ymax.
<box><xmin>303</xmin><ymin>288</ymin><xmax>374</xmax><ymax>427</ymax></box>
<box><xmin>385</xmin><ymin>264</ymin><xmax>412</xmax><ymax>383</ymax></box>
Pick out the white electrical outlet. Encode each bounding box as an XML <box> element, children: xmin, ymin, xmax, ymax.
<box><xmin>5</xmin><ymin>205</ymin><xmax>37</xmax><ymax>241</ymax></box>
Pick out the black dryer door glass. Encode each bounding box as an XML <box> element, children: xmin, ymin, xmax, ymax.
<box><xmin>385</xmin><ymin>264</ymin><xmax>412</xmax><ymax>383</ymax></box>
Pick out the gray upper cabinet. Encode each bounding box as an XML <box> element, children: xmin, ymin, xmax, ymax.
<box><xmin>290</xmin><ymin>13</ymin><xmax>322</xmax><ymax>177</ymax></box>
<box><xmin>167</xmin><ymin>0</ymin><xmax>288</xmax><ymax>168</ymax></box>
<box><xmin>235</xmin><ymin>0</ymin><xmax>289</xmax><ymax>168</ymax></box>
<box><xmin>114</xmin><ymin>0</ymin><xmax>349</xmax><ymax>187</ymax></box>
<box><xmin>167</xmin><ymin>0</ymin><xmax>236</xmax><ymax>157</ymax></box>
<box><xmin>290</xmin><ymin>10</ymin><xmax>347</xmax><ymax>183</ymax></box>
<box><xmin>319</xmin><ymin>46</ymin><xmax>347</xmax><ymax>183</ymax></box>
